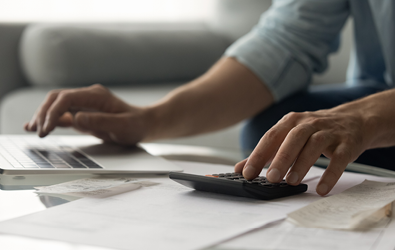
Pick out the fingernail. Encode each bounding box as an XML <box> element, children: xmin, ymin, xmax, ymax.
<box><xmin>267</xmin><ymin>168</ymin><xmax>281</xmax><ymax>182</ymax></box>
<box><xmin>317</xmin><ymin>183</ymin><xmax>329</xmax><ymax>195</ymax></box>
<box><xmin>287</xmin><ymin>172</ymin><xmax>299</xmax><ymax>184</ymax></box>
<box><xmin>243</xmin><ymin>165</ymin><xmax>256</xmax><ymax>179</ymax></box>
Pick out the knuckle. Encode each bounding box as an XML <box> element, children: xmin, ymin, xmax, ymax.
<box><xmin>309</xmin><ymin>118</ymin><xmax>325</xmax><ymax>128</ymax></box>
<box><xmin>57</xmin><ymin>90</ymin><xmax>71</xmax><ymax>101</ymax></box>
<box><xmin>291</xmin><ymin>124</ymin><xmax>311</xmax><ymax>136</ymax></box>
<box><xmin>288</xmin><ymin>124</ymin><xmax>313</xmax><ymax>141</ymax></box>
<box><xmin>46</xmin><ymin>90</ymin><xmax>59</xmax><ymax>99</ymax></box>
<box><xmin>281</xmin><ymin>112</ymin><xmax>300</xmax><ymax>123</ymax></box>
<box><xmin>309</xmin><ymin>132</ymin><xmax>326</xmax><ymax>145</ymax></box>
<box><xmin>92</xmin><ymin>83</ymin><xmax>104</xmax><ymax>89</ymax></box>
<box><xmin>325</xmin><ymin>168</ymin><xmax>341</xmax><ymax>180</ymax></box>
<box><xmin>264</xmin><ymin>128</ymin><xmax>281</xmax><ymax>141</ymax></box>
<box><xmin>276</xmin><ymin>151</ymin><xmax>294</xmax><ymax>164</ymax></box>
<box><xmin>250</xmin><ymin>149</ymin><xmax>266</xmax><ymax>162</ymax></box>
<box><xmin>333</xmin><ymin>149</ymin><xmax>351</xmax><ymax>162</ymax></box>
<box><xmin>92</xmin><ymin>83</ymin><xmax>109</xmax><ymax>93</ymax></box>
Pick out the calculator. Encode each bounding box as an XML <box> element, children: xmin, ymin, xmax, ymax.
<box><xmin>169</xmin><ymin>172</ymin><xmax>308</xmax><ymax>200</ymax></box>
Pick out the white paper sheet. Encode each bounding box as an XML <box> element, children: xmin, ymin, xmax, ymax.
<box><xmin>218</xmin><ymin>216</ymin><xmax>394</xmax><ymax>250</ymax></box>
<box><xmin>2</xmin><ymin>161</ymin><xmax>394</xmax><ymax>250</ymax></box>
<box><xmin>218</xmin><ymin>168</ymin><xmax>395</xmax><ymax>250</ymax></box>
<box><xmin>0</xmin><ymin>234</ymin><xmax>113</xmax><ymax>250</ymax></box>
<box><xmin>287</xmin><ymin>180</ymin><xmax>395</xmax><ymax>229</ymax></box>
<box><xmin>35</xmin><ymin>177</ymin><xmax>157</xmax><ymax>200</ymax></box>
<box><xmin>0</xmin><ymin>161</ymin><xmax>320</xmax><ymax>250</ymax></box>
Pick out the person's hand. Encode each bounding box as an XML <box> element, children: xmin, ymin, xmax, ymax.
<box><xmin>24</xmin><ymin>84</ymin><xmax>148</xmax><ymax>145</ymax></box>
<box><xmin>234</xmin><ymin>103</ymin><xmax>373</xmax><ymax>196</ymax></box>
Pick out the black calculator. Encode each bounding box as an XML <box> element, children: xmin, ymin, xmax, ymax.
<box><xmin>169</xmin><ymin>172</ymin><xmax>308</xmax><ymax>200</ymax></box>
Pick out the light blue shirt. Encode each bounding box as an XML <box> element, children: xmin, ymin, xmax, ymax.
<box><xmin>225</xmin><ymin>0</ymin><xmax>394</xmax><ymax>102</ymax></box>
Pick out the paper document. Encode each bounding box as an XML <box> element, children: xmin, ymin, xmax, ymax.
<box><xmin>0</xmin><ymin>234</ymin><xmax>113</xmax><ymax>250</ymax></box>
<box><xmin>220</xmin><ymin>181</ymin><xmax>395</xmax><ymax>250</ymax></box>
<box><xmin>0</xmin><ymin>161</ymin><xmax>319</xmax><ymax>250</ymax></box>
<box><xmin>219</xmin><ymin>215</ymin><xmax>395</xmax><ymax>250</ymax></box>
<box><xmin>287</xmin><ymin>180</ymin><xmax>395</xmax><ymax>229</ymax></box>
<box><xmin>35</xmin><ymin>177</ymin><xmax>157</xmax><ymax>200</ymax></box>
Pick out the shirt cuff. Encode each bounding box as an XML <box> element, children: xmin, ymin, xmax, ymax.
<box><xmin>224</xmin><ymin>30</ymin><xmax>311</xmax><ymax>102</ymax></box>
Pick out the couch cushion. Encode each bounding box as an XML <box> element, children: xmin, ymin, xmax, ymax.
<box><xmin>0</xmin><ymin>23</ymin><xmax>30</xmax><ymax>99</ymax></box>
<box><xmin>20</xmin><ymin>23</ymin><xmax>231</xmax><ymax>87</ymax></box>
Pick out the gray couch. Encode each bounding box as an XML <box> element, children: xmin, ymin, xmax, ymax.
<box><xmin>0</xmin><ymin>0</ymin><xmax>352</xmax><ymax>159</ymax></box>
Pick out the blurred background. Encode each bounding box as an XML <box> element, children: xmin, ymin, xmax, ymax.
<box><xmin>0</xmin><ymin>0</ymin><xmax>353</xmax><ymax>156</ymax></box>
<box><xmin>0</xmin><ymin>0</ymin><xmax>214</xmax><ymax>23</ymax></box>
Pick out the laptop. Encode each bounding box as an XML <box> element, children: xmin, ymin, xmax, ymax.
<box><xmin>0</xmin><ymin>135</ymin><xmax>183</xmax><ymax>189</ymax></box>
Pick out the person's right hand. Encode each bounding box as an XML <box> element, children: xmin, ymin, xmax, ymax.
<box><xmin>24</xmin><ymin>84</ymin><xmax>148</xmax><ymax>145</ymax></box>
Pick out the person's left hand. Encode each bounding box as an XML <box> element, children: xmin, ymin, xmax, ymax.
<box><xmin>234</xmin><ymin>103</ymin><xmax>373</xmax><ymax>196</ymax></box>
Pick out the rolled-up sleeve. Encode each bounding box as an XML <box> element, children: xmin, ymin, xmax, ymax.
<box><xmin>225</xmin><ymin>0</ymin><xmax>350</xmax><ymax>102</ymax></box>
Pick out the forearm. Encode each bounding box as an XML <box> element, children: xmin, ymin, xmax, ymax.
<box><xmin>142</xmin><ymin>57</ymin><xmax>274</xmax><ymax>141</ymax></box>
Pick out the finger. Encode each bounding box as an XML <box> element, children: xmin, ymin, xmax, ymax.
<box><xmin>234</xmin><ymin>158</ymin><xmax>248</xmax><ymax>173</ymax></box>
<box><xmin>56</xmin><ymin>112</ymin><xmax>74</xmax><ymax>127</ymax></box>
<box><xmin>30</xmin><ymin>90</ymin><xmax>61</xmax><ymax>136</ymax></box>
<box><xmin>242</xmin><ymin>121</ymin><xmax>295</xmax><ymax>180</ymax></box>
<box><xmin>41</xmin><ymin>85</ymin><xmax>113</xmax><ymax>137</ymax></box>
<box><xmin>24</xmin><ymin>122</ymin><xmax>34</xmax><ymax>131</ymax></box>
<box><xmin>265</xmin><ymin>123</ymin><xmax>317</xmax><ymax>183</ymax></box>
<box><xmin>286</xmin><ymin>131</ymin><xmax>332</xmax><ymax>185</ymax></box>
<box><xmin>316</xmin><ymin>144</ymin><xmax>350</xmax><ymax>196</ymax></box>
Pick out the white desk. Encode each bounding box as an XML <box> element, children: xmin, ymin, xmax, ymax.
<box><xmin>1</xmin><ymin>145</ymin><xmax>395</xmax><ymax>250</ymax></box>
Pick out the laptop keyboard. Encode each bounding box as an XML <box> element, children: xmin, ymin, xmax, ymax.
<box><xmin>0</xmin><ymin>138</ymin><xmax>103</xmax><ymax>169</ymax></box>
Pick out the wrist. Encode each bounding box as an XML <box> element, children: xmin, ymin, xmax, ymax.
<box><xmin>337</xmin><ymin>90</ymin><xmax>395</xmax><ymax>150</ymax></box>
<box><xmin>138</xmin><ymin>105</ymin><xmax>163</xmax><ymax>142</ymax></box>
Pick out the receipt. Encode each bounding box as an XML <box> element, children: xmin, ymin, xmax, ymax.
<box><xmin>35</xmin><ymin>177</ymin><xmax>158</xmax><ymax>200</ymax></box>
<box><xmin>287</xmin><ymin>180</ymin><xmax>395</xmax><ymax>229</ymax></box>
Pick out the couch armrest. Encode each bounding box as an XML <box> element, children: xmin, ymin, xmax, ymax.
<box><xmin>20</xmin><ymin>23</ymin><xmax>232</xmax><ymax>87</ymax></box>
<box><xmin>0</xmin><ymin>23</ymin><xmax>30</xmax><ymax>99</ymax></box>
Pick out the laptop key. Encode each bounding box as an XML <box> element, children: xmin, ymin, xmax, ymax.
<box><xmin>69</xmin><ymin>163</ymin><xmax>87</xmax><ymax>169</ymax></box>
<box><xmin>22</xmin><ymin>164</ymin><xmax>39</xmax><ymax>168</ymax></box>
<box><xmin>37</xmin><ymin>163</ymin><xmax>55</xmax><ymax>168</ymax></box>
<box><xmin>52</xmin><ymin>163</ymin><xmax>71</xmax><ymax>168</ymax></box>
<box><xmin>86</xmin><ymin>163</ymin><xmax>103</xmax><ymax>169</ymax></box>
<box><xmin>70</xmin><ymin>151</ymin><xmax>88</xmax><ymax>159</ymax></box>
